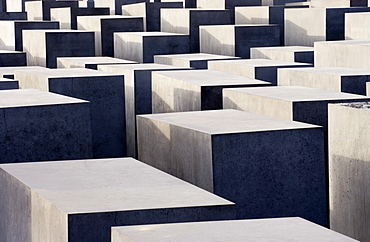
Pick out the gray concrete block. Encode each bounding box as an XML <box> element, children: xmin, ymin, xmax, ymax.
<box><xmin>328</xmin><ymin>103</ymin><xmax>370</xmax><ymax>242</ymax></box>
<box><xmin>122</xmin><ymin>2</ymin><xmax>183</xmax><ymax>31</ymax></box>
<box><xmin>311</xmin><ymin>0</ymin><xmax>367</xmax><ymax>7</ymax></box>
<box><xmin>0</xmin><ymin>50</ymin><xmax>26</xmax><ymax>67</ymax></box>
<box><xmin>14</xmin><ymin>68</ymin><xmax>125</xmax><ymax>158</ymax></box>
<box><xmin>57</xmin><ymin>56</ymin><xmax>137</xmax><ymax>69</ymax></box>
<box><xmin>0</xmin><ymin>78</ymin><xmax>18</xmax><ymax>90</ymax></box>
<box><xmin>94</xmin><ymin>0</ymin><xmax>149</xmax><ymax>15</ymax></box>
<box><xmin>251</xmin><ymin>46</ymin><xmax>314</xmax><ymax>64</ymax></box>
<box><xmin>137</xmin><ymin>109</ymin><xmax>327</xmax><ymax>225</ymax></box>
<box><xmin>0</xmin><ymin>20</ymin><xmax>59</xmax><ymax>51</ymax></box>
<box><xmin>114</xmin><ymin>32</ymin><xmax>189</xmax><ymax>63</ymax></box>
<box><xmin>23</xmin><ymin>29</ymin><xmax>95</xmax><ymax>68</ymax></box>
<box><xmin>0</xmin><ymin>89</ymin><xmax>93</xmax><ymax>163</ymax></box>
<box><xmin>161</xmin><ymin>9</ymin><xmax>231</xmax><ymax>52</ymax></box>
<box><xmin>25</xmin><ymin>0</ymin><xmax>79</xmax><ymax>21</ymax></box>
<box><xmin>154</xmin><ymin>53</ymin><xmax>240</xmax><ymax>69</ymax></box>
<box><xmin>99</xmin><ymin>63</ymin><xmax>191</xmax><ymax>158</ymax></box>
<box><xmin>0</xmin><ymin>66</ymin><xmax>46</xmax><ymax>79</ymax></box>
<box><xmin>200</xmin><ymin>24</ymin><xmax>280</xmax><ymax>58</ymax></box>
<box><xmin>160</xmin><ymin>0</ymin><xmax>196</xmax><ymax>8</ymax></box>
<box><xmin>278</xmin><ymin>67</ymin><xmax>370</xmax><ymax>95</ymax></box>
<box><xmin>0</xmin><ymin>157</ymin><xmax>235</xmax><ymax>242</ymax></box>
<box><xmin>78</xmin><ymin>15</ymin><xmax>144</xmax><ymax>57</ymax></box>
<box><xmin>345</xmin><ymin>12</ymin><xmax>370</xmax><ymax>40</ymax></box>
<box><xmin>152</xmin><ymin>69</ymin><xmax>270</xmax><ymax>113</ymax></box>
<box><xmin>0</xmin><ymin>12</ymin><xmax>27</xmax><ymax>20</ymax></box>
<box><xmin>112</xmin><ymin>217</ymin><xmax>358</xmax><ymax>242</ymax></box>
<box><xmin>208</xmin><ymin>59</ymin><xmax>311</xmax><ymax>85</ymax></box>
<box><xmin>5</xmin><ymin>0</ymin><xmax>23</xmax><ymax>12</ymax></box>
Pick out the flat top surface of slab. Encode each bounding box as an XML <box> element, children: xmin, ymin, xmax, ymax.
<box><xmin>0</xmin><ymin>158</ymin><xmax>233</xmax><ymax>214</ymax></box>
<box><xmin>155</xmin><ymin>53</ymin><xmax>239</xmax><ymax>61</ymax></box>
<box><xmin>100</xmin><ymin>63</ymin><xmax>189</xmax><ymax>71</ymax></box>
<box><xmin>283</xmin><ymin>67</ymin><xmax>370</xmax><ymax>76</ymax></box>
<box><xmin>0</xmin><ymin>89</ymin><xmax>87</xmax><ymax>108</ymax></box>
<box><xmin>155</xmin><ymin>70</ymin><xmax>270</xmax><ymax>86</ymax></box>
<box><xmin>0</xmin><ymin>78</ymin><xmax>17</xmax><ymax>82</ymax></box>
<box><xmin>58</xmin><ymin>57</ymin><xmax>136</xmax><ymax>65</ymax></box>
<box><xmin>115</xmin><ymin>32</ymin><xmax>187</xmax><ymax>36</ymax></box>
<box><xmin>0</xmin><ymin>66</ymin><xmax>46</xmax><ymax>76</ymax></box>
<box><xmin>22</xmin><ymin>29</ymin><xmax>93</xmax><ymax>34</ymax></box>
<box><xmin>0</xmin><ymin>50</ymin><xmax>25</xmax><ymax>54</ymax></box>
<box><xmin>139</xmin><ymin>109</ymin><xmax>319</xmax><ymax>135</ymax></box>
<box><xmin>201</xmin><ymin>24</ymin><xmax>277</xmax><ymax>28</ymax></box>
<box><xmin>317</xmin><ymin>39</ymin><xmax>370</xmax><ymax>46</ymax></box>
<box><xmin>210</xmin><ymin>59</ymin><xmax>311</xmax><ymax>67</ymax></box>
<box><xmin>252</xmin><ymin>46</ymin><xmax>314</xmax><ymax>52</ymax></box>
<box><xmin>15</xmin><ymin>68</ymin><xmax>121</xmax><ymax>78</ymax></box>
<box><xmin>78</xmin><ymin>15</ymin><xmax>141</xmax><ymax>19</ymax></box>
<box><xmin>226</xmin><ymin>86</ymin><xmax>369</xmax><ymax>101</ymax></box>
<box><xmin>112</xmin><ymin>217</ymin><xmax>357</xmax><ymax>242</ymax></box>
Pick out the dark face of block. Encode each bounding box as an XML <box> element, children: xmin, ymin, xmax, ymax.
<box><xmin>0</xmin><ymin>52</ymin><xmax>26</xmax><ymax>67</ymax></box>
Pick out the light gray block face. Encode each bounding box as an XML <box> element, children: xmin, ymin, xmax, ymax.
<box><xmin>0</xmin><ymin>89</ymin><xmax>93</xmax><ymax>163</ymax></box>
<box><xmin>0</xmin><ymin>78</ymin><xmax>18</xmax><ymax>90</ymax></box>
<box><xmin>0</xmin><ymin>157</ymin><xmax>235</xmax><ymax>242</ymax></box>
<box><xmin>161</xmin><ymin>9</ymin><xmax>232</xmax><ymax>52</ymax></box>
<box><xmin>57</xmin><ymin>56</ymin><xmax>137</xmax><ymax>69</ymax></box>
<box><xmin>200</xmin><ymin>24</ymin><xmax>280</xmax><ymax>58</ymax></box>
<box><xmin>99</xmin><ymin>63</ymin><xmax>191</xmax><ymax>158</ymax></box>
<box><xmin>251</xmin><ymin>46</ymin><xmax>314</xmax><ymax>64</ymax></box>
<box><xmin>5</xmin><ymin>0</ymin><xmax>23</xmax><ymax>12</ymax></box>
<box><xmin>94</xmin><ymin>0</ymin><xmax>148</xmax><ymax>15</ymax></box>
<box><xmin>77</xmin><ymin>15</ymin><xmax>144</xmax><ymax>57</ymax></box>
<box><xmin>25</xmin><ymin>0</ymin><xmax>79</xmax><ymax>21</ymax></box>
<box><xmin>0</xmin><ymin>50</ymin><xmax>26</xmax><ymax>67</ymax></box>
<box><xmin>137</xmin><ymin>109</ymin><xmax>327</xmax><ymax>225</ymax></box>
<box><xmin>152</xmin><ymin>69</ymin><xmax>271</xmax><ymax>113</ymax></box>
<box><xmin>154</xmin><ymin>53</ymin><xmax>240</xmax><ymax>69</ymax></box>
<box><xmin>328</xmin><ymin>103</ymin><xmax>370</xmax><ymax>242</ymax></box>
<box><xmin>0</xmin><ymin>66</ymin><xmax>46</xmax><ymax>79</ymax></box>
<box><xmin>112</xmin><ymin>217</ymin><xmax>358</xmax><ymax>242</ymax></box>
<box><xmin>114</xmin><ymin>32</ymin><xmax>190</xmax><ymax>63</ymax></box>
<box><xmin>208</xmin><ymin>59</ymin><xmax>312</xmax><ymax>85</ymax></box>
<box><xmin>311</xmin><ymin>0</ymin><xmax>367</xmax><ymax>7</ymax></box>
<box><xmin>14</xmin><ymin>68</ymin><xmax>125</xmax><ymax>159</ymax></box>
<box><xmin>23</xmin><ymin>30</ymin><xmax>95</xmax><ymax>68</ymax></box>
<box><xmin>278</xmin><ymin>67</ymin><xmax>370</xmax><ymax>95</ymax></box>
<box><xmin>345</xmin><ymin>12</ymin><xmax>370</xmax><ymax>40</ymax></box>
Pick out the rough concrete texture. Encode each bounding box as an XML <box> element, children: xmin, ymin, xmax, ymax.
<box><xmin>208</xmin><ymin>59</ymin><xmax>312</xmax><ymax>85</ymax></box>
<box><xmin>0</xmin><ymin>89</ymin><xmax>93</xmax><ymax>163</ymax></box>
<box><xmin>0</xmin><ymin>50</ymin><xmax>26</xmax><ymax>67</ymax></box>
<box><xmin>345</xmin><ymin>12</ymin><xmax>370</xmax><ymax>40</ymax></box>
<box><xmin>25</xmin><ymin>0</ymin><xmax>79</xmax><ymax>21</ymax></box>
<box><xmin>200</xmin><ymin>24</ymin><xmax>280</xmax><ymax>58</ymax></box>
<box><xmin>57</xmin><ymin>56</ymin><xmax>137</xmax><ymax>69</ymax></box>
<box><xmin>251</xmin><ymin>46</ymin><xmax>314</xmax><ymax>64</ymax></box>
<box><xmin>114</xmin><ymin>32</ymin><xmax>189</xmax><ymax>63</ymax></box>
<box><xmin>0</xmin><ymin>157</ymin><xmax>235</xmax><ymax>242</ymax></box>
<box><xmin>311</xmin><ymin>0</ymin><xmax>367</xmax><ymax>7</ymax></box>
<box><xmin>112</xmin><ymin>217</ymin><xmax>358</xmax><ymax>242</ymax></box>
<box><xmin>0</xmin><ymin>78</ymin><xmax>18</xmax><ymax>90</ymax></box>
<box><xmin>137</xmin><ymin>109</ymin><xmax>327</xmax><ymax>225</ymax></box>
<box><xmin>328</xmin><ymin>103</ymin><xmax>370</xmax><ymax>242</ymax></box>
<box><xmin>99</xmin><ymin>63</ymin><xmax>191</xmax><ymax>158</ymax></box>
<box><xmin>14</xmin><ymin>68</ymin><xmax>125</xmax><ymax>159</ymax></box>
<box><xmin>152</xmin><ymin>69</ymin><xmax>270</xmax><ymax>113</ymax></box>
<box><xmin>278</xmin><ymin>67</ymin><xmax>370</xmax><ymax>95</ymax></box>
<box><xmin>78</xmin><ymin>15</ymin><xmax>144</xmax><ymax>56</ymax></box>
<box><xmin>22</xmin><ymin>30</ymin><xmax>95</xmax><ymax>68</ymax></box>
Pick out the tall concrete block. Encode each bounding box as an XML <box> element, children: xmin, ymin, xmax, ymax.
<box><xmin>137</xmin><ymin>109</ymin><xmax>327</xmax><ymax>225</ymax></box>
<box><xmin>0</xmin><ymin>50</ymin><xmax>26</xmax><ymax>67</ymax></box>
<box><xmin>25</xmin><ymin>0</ymin><xmax>79</xmax><ymax>21</ymax></box>
<box><xmin>251</xmin><ymin>46</ymin><xmax>314</xmax><ymax>64</ymax></box>
<box><xmin>208</xmin><ymin>59</ymin><xmax>311</xmax><ymax>85</ymax></box>
<box><xmin>112</xmin><ymin>218</ymin><xmax>358</xmax><ymax>242</ymax></box>
<box><xmin>154</xmin><ymin>53</ymin><xmax>240</xmax><ymax>69</ymax></box>
<box><xmin>278</xmin><ymin>67</ymin><xmax>370</xmax><ymax>95</ymax></box>
<box><xmin>0</xmin><ymin>12</ymin><xmax>27</xmax><ymax>20</ymax></box>
<box><xmin>0</xmin><ymin>89</ymin><xmax>93</xmax><ymax>163</ymax></box>
<box><xmin>122</xmin><ymin>2</ymin><xmax>183</xmax><ymax>31</ymax></box>
<box><xmin>200</xmin><ymin>24</ymin><xmax>280</xmax><ymax>58</ymax></box>
<box><xmin>345</xmin><ymin>12</ymin><xmax>370</xmax><ymax>40</ymax></box>
<box><xmin>94</xmin><ymin>0</ymin><xmax>148</xmax><ymax>15</ymax></box>
<box><xmin>152</xmin><ymin>69</ymin><xmax>270</xmax><ymax>113</ymax></box>
<box><xmin>23</xmin><ymin>29</ymin><xmax>95</xmax><ymax>68</ymax></box>
<box><xmin>0</xmin><ymin>157</ymin><xmax>235</xmax><ymax>242</ymax></box>
<box><xmin>114</xmin><ymin>32</ymin><xmax>189</xmax><ymax>63</ymax></box>
<box><xmin>0</xmin><ymin>20</ymin><xmax>59</xmax><ymax>51</ymax></box>
<box><xmin>311</xmin><ymin>0</ymin><xmax>367</xmax><ymax>7</ymax></box>
<box><xmin>0</xmin><ymin>66</ymin><xmax>46</xmax><ymax>79</ymax></box>
<box><xmin>57</xmin><ymin>56</ymin><xmax>137</xmax><ymax>69</ymax></box>
<box><xmin>328</xmin><ymin>103</ymin><xmax>370</xmax><ymax>242</ymax></box>
<box><xmin>161</xmin><ymin>9</ymin><xmax>231</xmax><ymax>52</ymax></box>
<box><xmin>78</xmin><ymin>15</ymin><xmax>144</xmax><ymax>57</ymax></box>
<box><xmin>99</xmin><ymin>63</ymin><xmax>191</xmax><ymax>158</ymax></box>
<box><xmin>0</xmin><ymin>78</ymin><xmax>18</xmax><ymax>90</ymax></box>
<box><xmin>14</xmin><ymin>68</ymin><xmax>125</xmax><ymax>158</ymax></box>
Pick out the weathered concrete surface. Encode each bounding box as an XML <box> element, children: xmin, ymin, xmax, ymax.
<box><xmin>57</xmin><ymin>56</ymin><xmax>137</xmax><ymax>69</ymax></box>
<box><xmin>25</xmin><ymin>0</ymin><xmax>79</xmax><ymax>21</ymax></box>
<box><xmin>311</xmin><ymin>0</ymin><xmax>367</xmax><ymax>7</ymax></box>
<box><xmin>137</xmin><ymin>109</ymin><xmax>327</xmax><ymax>225</ymax></box>
<box><xmin>152</xmin><ymin>69</ymin><xmax>270</xmax><ymax>113</ymax></box>
<box><xmin>0</xmin><ymin>50</ymin><xmax>26</xmax><ymax>67</ymax></box>
<box><xmin>251</xmin><ymin>46</ymin><xmax>314</xmax><ymax>64</ymax></box>
<box><xmin>0</xmin><ymin>89</ymin><xmax>93</xmax><ymax>163</ymax></box>
<box><xmin>112</xmin><ymin>217</ymin><xmax>358</xmax><ymax>242</ymax></box>
<box><xmin>14</xmin><ymin>68</ymin><xmax>125</xmax><ymax>158</ymax></box>
<box><xmin>345</xmin><ymin>12</ymin><xmax>370</xmax><ymax>40</ymax></box>
<box><xmin>328</xmin><ymin>103</ymin><xmax>370</xmax><ymax>242</ymax></box>
<box><xmin>0</xmin><ymin>157</ymin><xmax>235</xmax><ymax>242</ymax></box>
<box><xmin>0</xmin><ymin>78</ymin><xmax>18</xmax><ymax>90</ymax></box>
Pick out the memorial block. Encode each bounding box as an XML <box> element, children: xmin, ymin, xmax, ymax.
<box><xmin>94</xmin><ymin>0</ymin><xmax>149</xmax><ymax>15</ymax></box>
<box><xmin>0</xmin><ymin>66</ymin><xmax>46</xmax><ymax>79</ymax></box>
<box><xmin>310</xmin><ymin>0</ymin><xmax>367</xmax><ymax>8</ymax></box>
<box><xmin>0</xmin><ymin>12</ymin><xmax>27</xmax><ymax>21</ymax></box>
<box><xmin>251</xmin><ymin>46</ymin><xmax>314</xmax><ymax>64</ymax></box>
<box><xmin>25</xmin><ymin>0</ymin><xmax>79</xmax><ymax>21</ymax></box>
<box><xmin>57</xmin><ymin>56</ymin><xmax>137</xmax><ymax>69</ymax></box>
<box><xmin>345</xmin><ymin>12</ymin><xmax>370</xmax><ymax>40</ymax></box>
<box><xmin>0</xmin><ymin>50</ymin><xmax>26</xmax><ymax>67</ymax></box>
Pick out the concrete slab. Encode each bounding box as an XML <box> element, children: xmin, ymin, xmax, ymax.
<box><xmin>0</xmin><ymin>66</ymin><xmax>46</xmax><ymax>79</ymax></box>
<box><xmin>0</xmin><ymin>78</ymin><xmax>18</xmax><ymax>90</ymax></box>
<box><xmin>137</xmin><ymin>109</ymin><xmax>327</xmax><ymax>225</ymax></box>
<box><xmin>263</xmin><ymin>0</ymin><xmax>308</xmax><ymax>5</ymax></box>
<box><xmin>25</xmin><ymin>0</ymin><xmax>79</xmax><ymax>21</ymax></box>
<box><xmin>0</xmin><ymin>88</ymin><xmax>93</xmax><ymax>163</ymax></box>
<box><xmin>152</xmin><ymin>69</ymin><xmax>270</xmax><ymax>113</ymax></box>
<box><xmin>94</xmin><ymin>0</ymin><xmax>148</xmax><ymax>15</ymax></box>
<box><xmin>0</xmin><ymin>157</ymin><xmax>235</xmax><ymax>242</ymax></box>
<box><xmin>345</xmin><ymin>12</ymin><xmax>370</xmax><ymax>40</ymax></box>
<box><xmin>208</xmin><ymin>59</ymin><xmax>312</xmax><ymax>85</ymax></box>
<box><xmin>251</xmin><ymin>46</ymin><xmax>314</xmax><ymax>64</ymax></box>
<box><xmin>0</xmin><ymin>50</ymin><xmax>26</xmax><ymax>67</ymax></box>
<box><xmin>14</xmin><ymin>68</ymin><xmax>125</xmax><ymax>158</ymax></box>
<box><xmin>57</xmin><ymin>56</ymin><xmax>137</xmax><ymax>69</ymax></box>
<box><xmin>311</xmin><ymin>0</ymin><xmax>367</xmax><ymax>7</ymax></box>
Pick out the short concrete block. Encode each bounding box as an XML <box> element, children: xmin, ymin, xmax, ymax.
<box><xmin>0</xmin><ymin>78</ymin><xmax>18</xmax><ymax>90</ymax></box>
<box><xmin>152</xmin><ymin>69</ymin><xmax>270</xmax><ymax>113</ymax></box>
<box><xmin>25</xmin><ymin>0</ymin><xmax>79</xmax><ymax>21</ymax></box>
<box><xmin>23</xmin><ymin>30</ymin><xmax>95</xmax><ymax>68</ymax></box>
<box><xmin>0</xmin><ymin>50</ymin><xmax>26</xmax><ymax>67</ymax></box>
<box><xmin>200</xmin><ymin>24</ymin><xmax>280</xmax><ymax>58</ymax></box>
<box><xmin>14</xmin><ymin>68</ymin><xmax>125</xmax><ymax>158</ymax></box>
<box><xmin>0</xmin><ymin>89</ymin><xmax>93</xmax><ymax>163</ymax></box>
<box><xmin>78</xmin><ymin>15</ymin><xmax>144</xmax><ymax>56</ymax></box>
<box><xmin>251</xmin><ymin>46</ymin><xmax>314</xmax><ymax>64</ymax></box>
<box><xmin>57</xmin><ymin>56</ymin><xmax>137</xmax><ymax>69</ymax></box>
<box><xmin>137</xmin><ymin>109</ymin><xmax>327</xmax><ymax>225</ymax></box>
<box><xmin>345</xmin><ymin>12</ymin><xmax>370</xmax><ymax>40</ymax></box>
<box><xmin>208</xmin><ymin>59</ymin><xmax>312</xmax><ymax>85</ymax></box>
<box><xmin>0</xmin><ymin>157</ymin><xmax>235</xmax><ymax>242</ymax></box>
<box><xmin>114</xmin><ymin>32</ymin><xmax>189</xmax><ymax>63</ymax></box>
